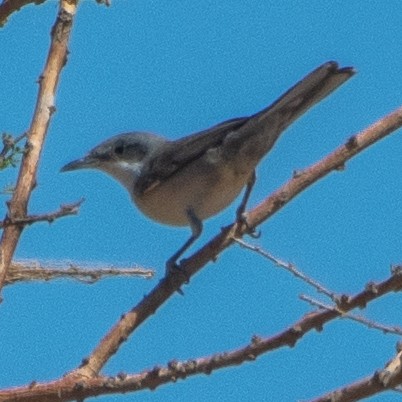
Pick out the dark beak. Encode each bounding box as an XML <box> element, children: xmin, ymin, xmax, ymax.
<box><xmin>60</xmin><ymin>156</ymin><xmax>98</xmax><ymax>172</ymax></box>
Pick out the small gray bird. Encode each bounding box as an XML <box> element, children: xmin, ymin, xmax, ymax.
<box><xmin>61</xmin><ymin>61</ymin><xmax>354</xmax><ymax>273</ymax></box>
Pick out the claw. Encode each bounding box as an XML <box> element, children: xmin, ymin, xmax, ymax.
<box><xmin>237</xmin><ymin>211</ymin><xmax>261</xmax><ymax>238</ymax></box>
<box><xmin>165</xmin><ymin>258</ymin><xmax>179</xmax><ymax>276</ymax></box>
<box><xmin>165</xmin><ymin>259</ymin><xmax>190</xmax><ymax>296</ymax></box>
<box><xmin>249</xmin><ymin>228</ymin><xmax>261</xmax><ymax>238</ymax></box>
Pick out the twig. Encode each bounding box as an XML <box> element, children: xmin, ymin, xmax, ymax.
<box><xmin>309</xmin><ymin>343</ymin><xmax>402</xmax><ymax>402</ymax></box>
<box><xmin>0</xmin><ymin>0</ymin><xmax>46</xmax><ymax>27</ymax></box>
<box><xmin>234</xmin><ymin>238</ymin><xmax>336</xmax><ymax>299</ymax></box>
<box><xmin>0</xmin><ymin>198</ymin><xmax>84</xmax><ymax>228</ymax></box>
<box><xmin>300</xmin><ymin>294</ymin><xmax>402</xmax><ymax>336</ymax></box>
<box><xmin>5</xmin><ymin>260</ymin><xmax>154</xmax><ymax>285</ymax></box>
<box><xmin>237</xmin><ymin>239</ymin><xmax>402</xmax><ymax>336</ymax></box>
<box><xmin>0</xmin><ymin>0</ymin><xmax>78</xmax><ymax>295</ymax></box>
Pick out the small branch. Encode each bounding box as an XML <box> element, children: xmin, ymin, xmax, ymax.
<box><xmin>300</xmin><ymin>294</ymin><xmax>402</xmax><ymax>336</ymax></box>
<box><xmin>309</xmin><ymin>343</ymin><xmax>402</xmax><ymax>402</ymax></box>
<box><xmin>0</xmin><ymin>0</ymin><xmax>46</xmax><ymax>27</ymax></box>
<box><xmin>236</xmin><ymin>239</ymin><xmax>402</xmax><ymax>336</ymax></box>
<box><xmin>5</xmin><ymin>260</ymin><xmax>154</xmax><ymax>285</ymax></box>
<box><xmin>0</xmin><ymin>0</ymin><xmax>79</xmax><ymax>296</ymax></box>
<box><xmin>234</xmin><ymin>238</ymin><xmax>335</xmax><ymax>299</ymax></box>
<box><xmin>0</xmin><ymin>198</ymin><xmax>84</xmax><ymax>228</ymax></box>
<box><xmin>65</xmin><ymin>107</ymin><xmax>402</xmax><ymax>379</ymax></box>
<box><xmin>0</xmin><ymin>328</ymin><xmax>329</xmax><ymax>400</ymax></box>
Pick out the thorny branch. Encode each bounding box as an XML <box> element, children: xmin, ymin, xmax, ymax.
<box><xmin>0</xmin><ymin>0</ymin><xmax>46</xmax><ymax>27</ymax></box>
<box><xmin>5</xmin><ymin>260</ymin><xmax>154</xmax><ymax>285</ymax></box>
<box><xmin>236</xmin><ymin>239</ymin><xmax>402</xmax><ymax>336</ymax></box>
<box><xmin>300</xmin><ymin>294</ymin><xmax>402</xmax><ymax>336</ymax></box>
<box><xmin>234</xmin><ymin>238</ymin><xmax>336</xmax><ymax>299</ymax></box>
<box><xmin>0</xmin><ymin>198</ymin><xmax>84</xmax><ymax>228</ymax></box>
<box><xmin>309</xmin><ymin>343</ymin><xmax>402</xmax><ymax>402</ymax></box>
<box><xmin>0</xmin><ymin>0</ymin><xmax>78</xmax><ymax>295</ymax></box>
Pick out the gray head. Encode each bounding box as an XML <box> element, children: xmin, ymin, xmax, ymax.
<box><xmin>61</xmin><ymin>132</ymin><xmax>168</xmax><ymax>191</ymax></box>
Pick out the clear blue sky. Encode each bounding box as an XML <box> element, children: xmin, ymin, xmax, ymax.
<box><xmin>1</xmin><ymin>1</ymin><xmax>401</xmax><ymax>401</ymax></box>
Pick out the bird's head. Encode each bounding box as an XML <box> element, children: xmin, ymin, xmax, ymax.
<box><xmin>61</xmin><ymin>132</ymin><xmax>167</xmax><ymax>191</ymax></box>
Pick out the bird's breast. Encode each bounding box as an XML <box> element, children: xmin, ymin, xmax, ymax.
<box><xmin>133</xmin><ymin>151</ymin><xmax>251</xmax><ymax>227</ymax></box>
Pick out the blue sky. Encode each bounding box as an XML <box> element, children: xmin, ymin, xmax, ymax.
<box><xmin>1</xmin><ymin>1</ymin><xmax>402</xmax><ymax>401</ymax></box>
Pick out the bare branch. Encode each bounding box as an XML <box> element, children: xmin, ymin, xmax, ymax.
<box><xmin>0</xmin><ymin>0</ymin><xmax>46</xmax><ymax>27</ymax></box>
<box><xmin>234</xmin><ymin>238</ymin><xmax>335</xmax><ymax>299</ymax></box>
<box><xmin>0</xmin><ymin>198</ymin><xmax>84</xmax><ymax>228</ymax></box>
<box><xmin>3</xmin><ymin>265</ymin><xmax>402</xmax><ymax>401</ymax></box>
<box><xmin>309</xmin><ymin>343</ymin><xmax>402</xmax><ymax>402</ymax></box>
<box><xmin>300</xmin><ymin>294</ymin><xmax>402</xmax><ymax>336</ymax></box>
<box><xmin>5</xmin><ymin>260</ymin><xmax>154</xmax><ymax>285</ymax></box>
<box><xmin>235</xmin><ymin>239</ymin><xmax>402</xmax><ymax>335</ymax></box>
<box><xmin>60</xmin><ymin>108</ymin><xmax>402</xmax><ymax>379</ymax></box>
<box><xmin>0</xmin><ymin>0</ymin><xmax>79</xmax><ymax>296</ymax></box>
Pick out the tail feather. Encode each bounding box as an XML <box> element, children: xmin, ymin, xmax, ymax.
<box><xmin>255</xmin><ymin>61</ymin><xmax>355</xmax><ymax>123</ymax></box>
<box><xmin>224</xmin><ymin>61</ymin><xmax>355</xmax><ymax>163</ymax></box>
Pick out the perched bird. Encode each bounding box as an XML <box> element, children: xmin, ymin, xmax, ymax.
<box><xmin>61</xmin><ymin>61</ymin><xmax>355</xmax><ymax>273</ymax></box>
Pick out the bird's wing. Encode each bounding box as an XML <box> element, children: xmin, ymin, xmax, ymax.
<box><xmin>136</xmin><ymin>61</ymin><xmax>355</xmax><ymax>195</ymax></box>
<box><xmin>135</xmin><ymin>117</ymin><xmax>249</xmax><ymax>194</ymax></box>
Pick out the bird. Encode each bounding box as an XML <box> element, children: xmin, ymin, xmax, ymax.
<box><xmin>61</xmin><ymin>61</ymin><xmax>355</xmax><ymax>274</ymax></box>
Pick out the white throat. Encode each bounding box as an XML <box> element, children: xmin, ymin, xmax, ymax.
<box><xmin>101</xmin><ymin>160</ymin><xmax>143</xmax><ymax>193</ymax></box>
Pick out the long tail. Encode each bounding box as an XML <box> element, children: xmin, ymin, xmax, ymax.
<box><xmin>224</xmin><ymin>61</ymin><xmax>355</xmax><ymax>163</ymax></box>
<box><xmin>257</xmin><ymin>61</ymin><xmax>355</xmax><ymax>121</ymax></box>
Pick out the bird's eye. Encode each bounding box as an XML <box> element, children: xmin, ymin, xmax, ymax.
<box><xmin>114</xmin><ymin>144</ymin><xmax>125</xmax><ymax>156</ymax></box>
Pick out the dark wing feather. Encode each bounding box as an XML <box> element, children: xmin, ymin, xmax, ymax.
<box><xmin>136</xmin><ymin>117</ymin><xmax>249</xmax><ymax>194</ymax></box>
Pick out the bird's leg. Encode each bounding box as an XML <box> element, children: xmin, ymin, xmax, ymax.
<box><xmin>165</xmin><ymin>207</ymin><xmax>203</xmax><ymax>276</ymax></box>
<box><xmin>236</xmin><ymin>170</ymin><xmax>260</xmax><ymax>238</ymax></box>
<box><xmin>236</xmin><ymin>170</ymin><xmax>256</xmax><ymax>219</ymax></box>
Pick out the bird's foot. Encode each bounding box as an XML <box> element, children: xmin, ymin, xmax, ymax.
<box><xmin>236</xmin><ymin>211</ymin><xmax>261</xmax><ymax>239</ymax></box>
<box><xmin>165</xmin><ymin>259</ymin><xmax>190</xmax><ymax>295</ymax></box>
